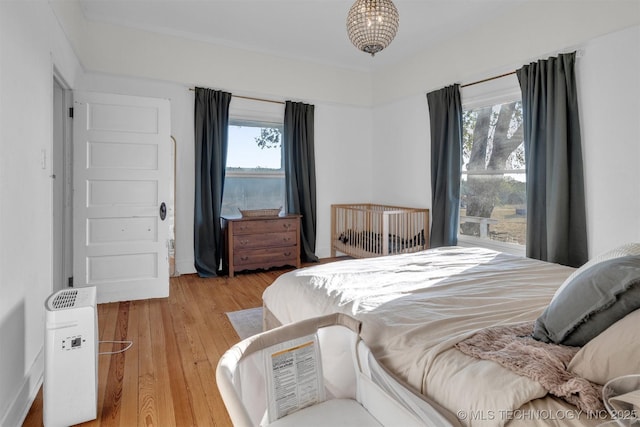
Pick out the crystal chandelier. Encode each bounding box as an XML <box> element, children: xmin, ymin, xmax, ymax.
<box><xmin>346</xmin><ymin>0</ymin><xmax>399</xmax><ymax>56</ymax></box>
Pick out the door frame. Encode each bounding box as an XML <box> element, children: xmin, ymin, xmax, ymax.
<box><xmin>52</xmin><ymin>68</ymin><xmax>73</xmax><ymax>294</ymax></box>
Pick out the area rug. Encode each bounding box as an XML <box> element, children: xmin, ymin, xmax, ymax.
<box><xmin>226</xmin><ymin>307</ymin><xmax>263</xmax><ymax>340</ymax></box>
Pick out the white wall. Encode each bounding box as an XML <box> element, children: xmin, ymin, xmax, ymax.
<box><xmin>373</xmin><ymin>1</ymin><xmax>640</xmax><ymax>105</ymax></box>
<box><xmin>77</xmin><ymin>73</ymin><xmax>374</xmax><ymax>269</ymax></box>
<box><xmin>577</xmin><ymin>25</ymin><xmax>640</xmax><ymax>254</ymax></box>
<box><xmin>371</xmin><ymin>95</ymin><xmax>430</xmax><ymax>209</ymax></box>
<box><xmin>370</xmin><ymin>1</ymin><xmax>639</xmax><ymax>258</ymax></box>
<box><xmin>372</xmin><ymin>25</ymin><xmax>640</xmax><ymax>258</ymax></box>
<box><xmin>315</xmin><ymin>104</ymin><xmax>374</xmax><ymax>255</ymax></box>
<box><xmin>50</xmin><ymin>0</ymin><xmax>374</xmax><ymax>107</ymax></box>
<box><xmin>0</xmin><ymin>2</ymin><xmax>82</xmax><ymax>425</ymax></box>
<box><xmin>56</xmin><ymin>0</ymin><xmax>378</xmax><ymax>263</ymax></box>
<box><xmin>57</xmin><ymin>0</ymin><xmax>640</xmax><ymax>265</ymax></box>
<box><xmin>1</xmin><ymin>3</ymin><xmax>639</xmax><ymax>422</ymax></box>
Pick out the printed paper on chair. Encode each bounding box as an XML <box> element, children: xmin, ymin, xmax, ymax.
<box><xmin>264</xmin><ymin>334</ymin><xmax>326</xmax><ymax>422</ymax></box>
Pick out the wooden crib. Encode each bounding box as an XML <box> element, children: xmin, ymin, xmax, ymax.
<box><xmin>331</xmin><ymin>204</ymin><xmax>430</xmax><ymax>258</ymax></box>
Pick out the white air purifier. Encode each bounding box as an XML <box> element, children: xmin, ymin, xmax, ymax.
<box><xmin>44</xmin><ymin>287</ymin><xmax>98</xmax><ymax>427</ymax></box>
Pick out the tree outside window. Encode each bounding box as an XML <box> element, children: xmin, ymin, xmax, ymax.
<box><xmin>460</xmin><ymin>99</ymin><xmax>526</xmax><ymax>245</ymax></box>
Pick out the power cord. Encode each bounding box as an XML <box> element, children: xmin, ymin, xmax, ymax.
<box><xmin>98</xmin><ymin>340</ymin><xmax>133</xmax><ymax>355</ymax></box>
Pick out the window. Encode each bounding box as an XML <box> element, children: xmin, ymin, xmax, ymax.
<box><xmin>221</xmin><ymin>120</ymin><xmax>285</xmax><ymax>217</ymax></box>
<box><xmin>460</xmin><ymin>92</ymin><xmax>526</xmax><ymax>249</ymax></box>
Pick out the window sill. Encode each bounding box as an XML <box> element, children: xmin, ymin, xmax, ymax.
<box><xmin>457</xmin><ymin>235</ymin><xmax>526</xmax><ymax>257</ymax></box>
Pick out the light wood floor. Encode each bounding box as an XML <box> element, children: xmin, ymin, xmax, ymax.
<box><xmin>23</xmin><ymin>264</ymin><xmax>326</xmax><ymax>427</ymax></box>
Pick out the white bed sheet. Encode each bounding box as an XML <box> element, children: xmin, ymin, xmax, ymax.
<box><xmin>263</xmin><ymin>247</ymin><xmax>603</xmax><ymax>426</ymax></box>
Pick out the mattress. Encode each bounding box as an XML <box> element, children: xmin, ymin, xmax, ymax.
<box><xmin>262</xmin><ymin>246</ymin><xmax>606</xmax><ymax>426</ymax></box>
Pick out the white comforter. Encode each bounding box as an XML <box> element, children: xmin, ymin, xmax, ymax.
<box><xmin>263</xmin><ymin>247</ymin><xmax>600</xmax><ymax>426</ymax></box>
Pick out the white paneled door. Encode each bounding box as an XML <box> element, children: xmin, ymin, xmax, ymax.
<box><xmin>73</xmin><ymin>92</ymin><xmax>171</xmax><ymax>303</ymax></box>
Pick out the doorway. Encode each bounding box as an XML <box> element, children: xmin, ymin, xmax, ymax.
<box><xmin>52</xmin><ymin>74</ymin><xmax>73</xmax><ymax>294</ymax></box>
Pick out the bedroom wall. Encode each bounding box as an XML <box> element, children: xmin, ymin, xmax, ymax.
<box><xmin>1</xmin><ymin>3</ymin><xmax>637</xmax><ymax>423</ymax></box>
<box><xmin>0</xmin><ymin>2</ymin><xmax>82</xmax><ymax>425</ymax></box>
<box><xmin>371</xmin><ymin>24</ymin><xmax>640</xmax><ymax>258</ymax></box>
<box><xmin>372</xmin><ymin>1</ymin><xmax>640</xmax><ymax>105</ymax></box>
<box><xmin>49</xmin><ymin>0</ymin><xmax>373</xmax><ymax>107</ymax></box>
<box><xmin>370</xmin><ymin>1</ymin><xmax>640</xmax><ymax>246</ymax></box>
<box><xmin>55</xmin><ymin>0</ymin><xmax>640</xmax><ymax>265</ymax></box>
<box><xmin>577</xmin><ymin>25</ymin><xmax>640</xmax><ymax>255</ymax></box>
<box><xmin>370</xmin><ymin>95</ymin><xmax>431</xmax><ymax>209</ymax></box>
<box><xmin>76</xmin><ymin>73</ymin><xmax>374</xmax><ymax>269</ymax></box>
<box><xmin>54</xmin><ymin>0</ymin><xmax>377</xmax><ymax>268</ymax></box>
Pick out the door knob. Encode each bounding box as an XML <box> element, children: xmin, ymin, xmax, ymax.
<box><xmin>159</xmin><ymin>202</ymin><xmax>167</xmax><ymax>221</ymax></box>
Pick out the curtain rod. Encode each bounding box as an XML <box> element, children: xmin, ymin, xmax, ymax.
<box><xmin>461</xmin><ymin>71</ymin><xmax>516</xmax><ymax>88</ymax></box>
<box><xmin>461</xmin><ymin>49</ymin><xmax>584</xmax><ymax>88</ymax></box>
<box><xmin>188</xmin><ymin>88</ymin><xmax>285</xmax><ymax>105</ymax></box>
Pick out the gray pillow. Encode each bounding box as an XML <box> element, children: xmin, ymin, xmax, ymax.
<box><xmin>533</xmin><ymin>255</ymin><xmax>640</xmax><ymax>346</ymax></box>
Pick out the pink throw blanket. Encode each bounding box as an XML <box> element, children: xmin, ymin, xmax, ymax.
<box><xmin>455</xmin><ymin>322</ymin><xmax>603</xmax><ymax>413</ymax></box>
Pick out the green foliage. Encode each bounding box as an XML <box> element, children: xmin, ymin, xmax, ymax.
<box><xmin>460</xmin><ymin>176</ymin><xmax>525</xmax><ymax>207</ymax></box>
<box><xmin>255</xmin><ymin>128</ymin><xmax>281</xmax><ymax>149</ymax></box>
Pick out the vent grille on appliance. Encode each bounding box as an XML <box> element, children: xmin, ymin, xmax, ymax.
<box><xmin>52</xmin><ymin>289</ymin><xmax>78</xmax><ymax>309</ymax></box>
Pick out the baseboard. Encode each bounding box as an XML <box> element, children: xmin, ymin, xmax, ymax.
<box><xmin>175</xmin><ymin>258</ymin><xmax>196</xmax><ymax>276</ymax></box>
<box><xmin>1</xmin><ymin>347</ymin><xmax>43</xmax><ymax>427</ymax></box>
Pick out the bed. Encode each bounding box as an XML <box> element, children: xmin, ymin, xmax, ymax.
<box><xmin>263</xmin><ymin>246</ymin><xmax>640</xmax><ymax>426</ymax></box>
<box><xmin>330</xmin><ymin>204</ymin><xmax>429</xmax><ymax>258</ymax></box>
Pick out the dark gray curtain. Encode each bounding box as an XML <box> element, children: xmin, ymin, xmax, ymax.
<box><xmin>427</xmin><ymin>84</ymin><xmax>463</xmax><ymax>248</ymax></box>
<box><xmin>516</xmin><ymin>52</ymin><xmax>588</xmax><ymax>267</ymax></box>
<box><xmin>194</xmin><ymin>88</ymin><xmax>232</xmax><ymax>277</ymax></box>
<box><xmin>284</xmin><ymin>101</ymin><xmax>319</xmax><ymax>262</ymax></box>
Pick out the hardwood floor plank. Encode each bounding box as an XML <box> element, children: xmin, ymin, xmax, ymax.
<box><xmin>137</xmin><ymin>300</ymin><xmax>159</xmax><ymax>427</ymax></box>
<box><xmin>180</xmin><ymin>279</ymin><xmax>232</xmax><ymax>358</ymax></box>
<box><xmin>95</xmin><ymin>302</ymin><xmax>120</xmax><ymax>426</ymax></box>
<box><xmin>194</xmin><ymin>359</ymin><xmax>230</xmax><ymax>427</ymax></box>
<box><xmin>160</xmin><ymin>302</ymin><xmax>194</xmax><ymax>427</ymax></box>
<box><xmin>148</xmin><ymin>299</ymin><xmax>177</xmax><ymax>427</ymax></box>
<box><xmin>22</xmin><ymin>389</ymin><xmax>42</xmax><ymax>427</ymax></box>
<box><xmin>170</xmin><ymin>323</ymin><xmax>216</xmax><ymax>427</ymax></box>
<box><xmin>119</xmin><ymin>300</ymin><xmax>140</xmax><ymax>426</ymax></box>
<box><xmin>99</xmin><ymin>301</ymin><xmax>130</xmax><ymax>427</ymax></box>
<box><xmin>169</xmin><ymin>278</ymin><xmax>224</xmax><ymax>427</ymax></box>
<box><xmin>22</xmin><ymin>259</ymin><xmax>343</xmax><ymax>427</ymax></box>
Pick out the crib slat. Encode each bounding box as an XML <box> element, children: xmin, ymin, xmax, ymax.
<box><xmin>330</xmin><ymin>204</ymin><xmax>430</xmax><ymax>258</ymax></box>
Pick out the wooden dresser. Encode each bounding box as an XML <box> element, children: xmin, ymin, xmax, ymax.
<box><xmin>222</xmin><ymin>215</ymin><xmax>301</xmax><ymax>277</ymax></box>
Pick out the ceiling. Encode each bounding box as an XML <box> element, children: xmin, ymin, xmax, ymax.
<box><xmin>78</xmin><ymin>0</ymin><xmax>529</xmax><ymax>71</ymax></box>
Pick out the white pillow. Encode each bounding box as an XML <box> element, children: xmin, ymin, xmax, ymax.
<box><xmin>568</xmin><ymin>309</ymin><xmax>640</xmax><ymax>385</ymax></box>
<box><xmin>552</xmin><ymin>243</ymin><xmax>640</xmax><ymax>300</ymax></box>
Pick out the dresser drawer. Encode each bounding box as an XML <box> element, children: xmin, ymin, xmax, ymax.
<box><xmin>233</xmin><ymin>231</ymin><xmax>297</xmax><ymax>250</ymax></box>
<box><xmin>223</xmin><ymin>214</ymin><xmax>301</xmax><ymax>277</ymax></box>
<box><xmin>233</xmin><ymin>248</ymin><xmax>297</xmax><ymax>267</ymax></box>
<box><xmin>232</xmin><ymin>218</ymin><xmax>298</xmax><ymax>235</ymax></box>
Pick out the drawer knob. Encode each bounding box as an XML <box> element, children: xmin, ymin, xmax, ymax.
<box><xmin>240</xmin><ymin>239</ymin><xmax>249</xmax><ymax>245</ymax></box>
<box><xmin>283</xmin><ymin>223</ymin><xmax>291</xmax><ymax>229</ymax></box>
<box><xmin>240</xmin><ymin>256</ymin><xmax>249</xmax><ymax>261</ymax></box>
<box><xmin>283</xmin><ymin>237</ymin><xmax>291</xmax><ymax>242</ymax></box>
<box><xmin>284</xmin><ymin>252</ymin><xmax>292</xmax><ymax>257</ymax></box>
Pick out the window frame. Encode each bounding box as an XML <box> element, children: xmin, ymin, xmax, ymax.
<box><xmin>226</xmin><ymin>118</ymin><xmax>285</xmax><ymax>173</ymax></box>
<box><xmin>458</xmin><ymin>75</ymin><xmax>526</xmax><ymax>256</ymax></box>
<box><xmin>222</xmin><ymin>97</ymin><xmax>286</xmax><ymax>217</ymax></box>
